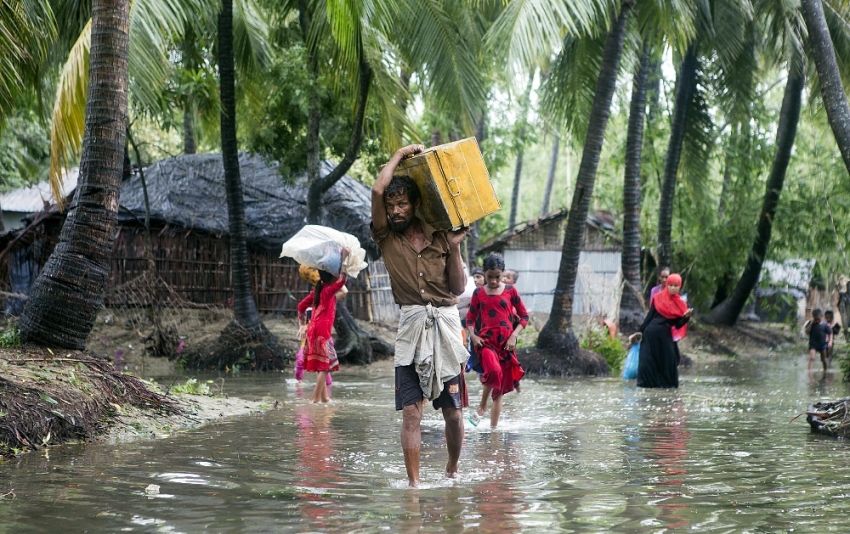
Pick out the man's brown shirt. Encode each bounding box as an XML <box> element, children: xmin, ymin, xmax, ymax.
<box><xmin>371</xmin><ymin>218</ymin><xmax>459</xmax><ymax>307</ymax></box>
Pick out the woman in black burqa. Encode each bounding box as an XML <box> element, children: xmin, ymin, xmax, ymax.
<box><xmin>630</xmin><ymin>273</ymin><xmax>693</xmax><ymax>388</ymax></box>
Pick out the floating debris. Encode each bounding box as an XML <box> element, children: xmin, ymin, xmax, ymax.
<box><xmin>804</xmin><ymin>398</ymin><xmax>850</xmax><ymax>437</ymax></box>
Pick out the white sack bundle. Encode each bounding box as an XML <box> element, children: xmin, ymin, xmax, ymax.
<box><xmin>279</xmin><ymin>225</ymin><xmax>368</xmax><ymax>278</ymax></box>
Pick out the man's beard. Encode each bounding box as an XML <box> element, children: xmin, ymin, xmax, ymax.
<box><xmin>389</xmin><ymin>217</ymin><xmax>412</xmax><ymax>233</ymax></box>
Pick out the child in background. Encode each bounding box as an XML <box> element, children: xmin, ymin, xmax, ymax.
<box><xmin>295</xmin><ymin>265</ymin><xmax>342</xmax><ymax>387</ymax></box>
<box><xmin>472</xmin><ymin>267</ymin><xmax>485</xmax><ymax>288</ymax></box>
<box><xmin>825</xmin><ymin>310</ymin><xmax>841</xmax><ymax>360</ymax></box>
<box><xmin>501</xmin><ymin>269</ymin><xmax>519</xmax><ymax>286</ymax></box>
<box><xmin>806</xmin><ymin>308</ymin><xmax>833</xmax><ymax>373</ymax></box>
<box><xmin>296</xmin><ymin>251</ymin><xmax>349</xmax><ymax>403</ymax></box>
<box><xmin>466</xmin><ymin>253</ymin><xmax>529</xmax><ymax>428</ymax></box>
<box><xmin>501</xmin><ymin>267</ymin><xmax>523</xmax><ymax>392</ymax></box>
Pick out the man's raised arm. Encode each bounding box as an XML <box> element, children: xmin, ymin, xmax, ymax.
<box><xmin>372</xmin><ymin>144</ymin><xmax>425</xmax><ymax>232</ymax></box>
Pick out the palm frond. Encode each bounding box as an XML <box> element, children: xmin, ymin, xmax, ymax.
<box><xmin>539</xmin><ymin>31</ymin><xmax>606</xmax><ymax>144</ymax></box>
<box><xmin>234</xmin><ymin>0</ymin><xmax>271</xmax><ymax>75</ymax></box>
<box><xmin>484</xmin><ymin>0</ymin><xmax>614</xmax><ymax>75</ymax></box>
<box><xmin>679</xmin><ymin>64</ymin><xmax>716</xmax><ymax>204</ymax></box>
<box><xmin>634</xmin><ymin>0</ymin><xmax>696</xmax><ymax>54</ymax></box>
<box><xmin>0</xmin><ymin>0</ymin><xmax>56</xmax><ymax>122</ymax></box>
<box><xmin>128</xmin><ymin>0</ymin><xmax>202</xmax><ymax>114</ymax></box>
<box><xmin>823</xmin><ymin>0</ymin><xmax>850</xmax><ymax>85</ymax></box>
<box><xmin>324</xmin><ymin>0</ymin><xmax>362</xmax><ymax>72</ymax></box>
<box><xmin>395</xmin><ymin>0</ymin><xmax>488</xmax><ymax>131</ymax></box>
<box><xmin>48</xmin><ymin>19</ymin><xmax>90</xmax><ymax>210</ymax></box>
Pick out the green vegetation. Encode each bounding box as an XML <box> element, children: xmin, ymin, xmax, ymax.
<box><xmin>170</xmin><ymin>378</ymin><xmax>213</xmax><ymax>396</ymax></box>
<box><xmin>580</xmin><ymin>328</ymin><xmax>626</xmax><ymax>373</ymax></box>
<box><xmin>0</xmin><ymin>328</ymin><xmax>21</xmax><ymax>348</ymax></box>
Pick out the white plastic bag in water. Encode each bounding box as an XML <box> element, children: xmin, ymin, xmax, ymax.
<box><xmin>279</xmin><ymin>225</ymin><xmax>368</xmax><ymax>278</ymax></box>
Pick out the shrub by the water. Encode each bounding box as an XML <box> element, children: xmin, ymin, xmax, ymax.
<box><xmin>0</xmin><ymin>328</ymin><xmax>21</xmax><ymax>347</ymax></box>
<box><xmin>580</xmin><ymin>328</ymin><xmax>625</xmax><ymax>373</ymax></box>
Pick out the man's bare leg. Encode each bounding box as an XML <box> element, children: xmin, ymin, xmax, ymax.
<box><xmin>490</xmin><ymin>394</ymin><xmax>503</xmax><ymax>429</ymax></box>
<box><xmin>442</xmin><ymin>407</ymin><xmax>463</xmax><ymax>478</ymax></box>
<box><xmin>402</xmin><ymin>401</ymin><xmax>423</xmax><ymax>487</ymax></box>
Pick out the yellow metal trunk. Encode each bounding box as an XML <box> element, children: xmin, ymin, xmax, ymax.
<box><xmin>396</xmin><ymin>138</ymin><xmax>501</xmax><ymax>231</ymax></box>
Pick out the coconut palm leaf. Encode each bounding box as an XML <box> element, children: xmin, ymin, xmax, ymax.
<box><xmin>0</xmin><ymin>0</ymin><xmax>55</xmax><ymax>123</ymax></box>
<box><xmin>540</xmin><ymin>30</ymin><xmax>607</xmax><ymax>145</ymax></box>
<box><xmin>823</xmin><ymin>0</ymin><xmax>850</xmax><ymax>84</ymax></box>
<box><xmin>233</xmin><ymin>0</ymin><xmax>271</xmax><ymax>75</ymax></box>
<box><xmin>48</xmin><ymin>19</ymin><xmax>89</xmax><ymax>207</ymax></box>
<box><xmin>484</xmin><ymin>0</ymin><xmax>613</xmax><ymax>75</ymax></box>
<box><xmin>395</xmin><ymin>0</ymin><xmax>489</xmax><ymax>131</ymax></box>
<box><xmin>49</xmin><ymin>0</ymin><xmax>270</xmax><ymax>203</ymax></box>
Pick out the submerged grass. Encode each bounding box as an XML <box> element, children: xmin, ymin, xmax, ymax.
<box><xmin>0</xmin><ymin>345</ymin><xmax>180</xmax><ymax>457</ymax></box>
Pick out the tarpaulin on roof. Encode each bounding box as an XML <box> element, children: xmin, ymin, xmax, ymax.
<box><xmin>117</xmin><ymin>153</ymin><xmax>378</xmax><ymax>257</ymax></box>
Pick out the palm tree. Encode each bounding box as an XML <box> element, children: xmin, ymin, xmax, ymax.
<box><xmin>18</xmin><ymin>0</ymin><xmax>130</xmax><ymax>348</ymax></box>
<box><xmin>218</xmin><ymin>0</ymin><xmax>270</xmax><ymax>342</ymax></box>
<box><xmin>540</xmin><ymin>132</ymin><xmax>560</xmax><ymax>216</ymax></box>
<box><xmin>655</xmin><ymin>0</ymin><xmax>756</xmax><ymax>271</ymax></box>
<box><xmin>47</xmin><ymin>0</ymin><xmax>269</xmax><ymax>204</ymax></box>
<box><xmin>536</xmin><ymin>2</ymin><xmax>632</xmax><ymax>353</ymax></box>
<box><xmin>508</xmin><ymin>70</ymin><xmax>536</xmax><ymax>230</ymax></box>
<box><xmin>800</xmin><ymin>0</ymin><xmax>850</xmax><ymax>177</ymax></box>
<box><xmin>704</xmin><ymin>0</ymin><xmax>850</xmax><ymax>325</ymax></box>
<box><xmin>656</xmin><ymin>45</ymin><xmax>697</xmax><ymax>271</ymax></box>
<box><xmin>703</xmin><ymin>64</ymin><xmax>804</xmax><ymax>325</ymax></box>
<box><xmin>619</xmin><ymin>40</ymin><xmax>651</xmax><ymax>332</ymax></box>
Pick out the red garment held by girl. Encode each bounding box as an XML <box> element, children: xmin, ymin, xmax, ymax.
<box><xmin>297</xmin><ymin>277</ymin><xmax>347</xmax><ymax>372</ymax></box>
<box><xmin>466</xmin><ymin>285</ymin><xmax>529</xmax><ymax>398</ymax></box>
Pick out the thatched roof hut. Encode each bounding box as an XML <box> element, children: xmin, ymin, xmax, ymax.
<box><xmin>117</xmin><ymin>152</ymin><xmax>377</xmax><ymax>257</ymax></box>
<box><xmin>0</xmin><ymin>153</ymin><xmax>387</xmax><ymax>320</ymax></box>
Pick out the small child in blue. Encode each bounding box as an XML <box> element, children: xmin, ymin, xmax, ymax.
<box><xmin>806</xmin><ymin>308</ymin><xmax>833</xmax><ymax>373</ymax></box>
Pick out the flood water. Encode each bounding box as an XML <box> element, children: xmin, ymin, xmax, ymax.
<box><xmin>1</xmin><ymin>349</ymin><xmax>850</xmax><ymax>532</ymax></box>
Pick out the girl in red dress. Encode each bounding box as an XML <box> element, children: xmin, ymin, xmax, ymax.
<box><xmin>297</xmin><ymin>263</ymin><xmax>347</xmax><ymax>403</ymax></box>
<box><xmin>465</xmin><ymin>253</ymin><xmax>529</xmax><ymax>428</ymax></box>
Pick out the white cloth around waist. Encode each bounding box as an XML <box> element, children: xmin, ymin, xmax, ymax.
<box><xmin>395</xmin><ymin>303</ymin><xmax>469</xmax><ymax>400</ymax></box>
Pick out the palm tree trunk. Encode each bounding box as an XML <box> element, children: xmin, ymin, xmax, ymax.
<box><xmin>18</xmin><ymin>0</ymin><xmax>130</xmax><ymax>348</ymax></box>
<box><xmin>540</xmin><ymin>134</ymin><xmax>560</xmax><ymax>217</ymax></box>
<box><xmin>619</xmin><ymin>39</ymin><xmax>651</xmax><ymax>332</ymax></box>
<box><xmin>716</xmin><ymin>122</ymin><xmax>738</xmax><ymax>220</ymax></box>
<box><xmin>800</xmin><ymin>0</ymin><xmax>850</xmax><ymax>176</ymax></box>
<box><xmin>536</xmin><ymin>2</ymin><xmax>632</xmax><ymax>354</ymax></box>
<box><xmin>182</xmin><ymin>23</ymin><xmax>197</xmax><ymax>155</ymax></box>
<box><xmin>298</xmin><ymin>0</ymin><xmax>321</xmax><ymax>206</ymax></box>
<box><xmin>508</xmin><ymin>71</ymin><xmax>535</xmax><ymax>230</ymax></box>
<box><xmin>219</xmin><ymin>0</ymin><xmax>265</xmax><ymax>334</ymax></box>
<box><xmin>306</xmin><ymin>58</ymin><xmax>372</xmax><ymax>224</ymax></box>
<box><xmin>702</xmin><ymin>66</ymin><xmax>804</xmax><ymax>326</ymax></box>
<box><xmin>657</xmin><ymin>45</ymin><xmax>697</xmax><ymax>271</ymax></box>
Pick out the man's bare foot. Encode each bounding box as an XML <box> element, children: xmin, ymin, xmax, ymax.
<box><xmin>446</xmin><ymin>460</ymin><xmax>459</xmax><ymax>478</ymax></box>
<box><xmin>408</xmin><ymin>479</ymin><xmax>420</xmax><ymax>487</ymax></box>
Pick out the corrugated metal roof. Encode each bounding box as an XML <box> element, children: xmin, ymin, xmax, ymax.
<box><xmin>0</xmin><ymin>169</ymin><xmax>78</xmax><ymax>213</ymax></box>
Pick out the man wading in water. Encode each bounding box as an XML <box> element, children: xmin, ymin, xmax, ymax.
<box><xmin>371</xmin><ymin>144</ymin><xmax>470</xmax><ymax>487</ymax></box>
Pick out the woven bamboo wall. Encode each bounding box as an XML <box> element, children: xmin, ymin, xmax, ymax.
<box><xmin>0</xmin><ymin>219</ymin><xmax>387</xmax><ymax>321</ymax></box>
<box><xmin>107</xmin><ymin>225</ymin><xmax>374</xmax><ymax>319</ymax></box>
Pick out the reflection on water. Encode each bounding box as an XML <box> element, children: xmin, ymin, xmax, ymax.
<box><xmin>1</xmin><ymin>350</ymin><xmax>850</xmax><ymax>532</ymax></box>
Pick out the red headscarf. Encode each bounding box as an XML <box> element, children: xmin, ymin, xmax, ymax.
<box><xmin>651</xmin><ymin>273</ymin><xmax>689</xmax><ymax>340</ymax></box>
